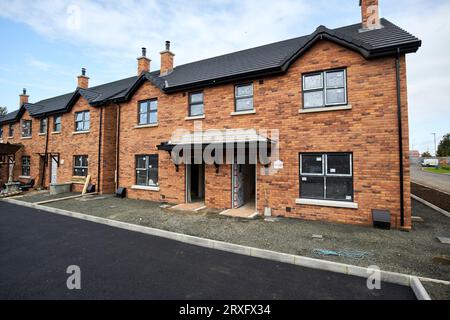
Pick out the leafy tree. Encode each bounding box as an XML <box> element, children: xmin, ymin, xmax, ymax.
<box><xmin>0</xmin><ymin>106</ymin><xmax>7</xmax><ymax>116</ymax></box>
<box><xmin>437</xmin><ymin>134</ymin><xmax>450</xmax><ymax>157</ymax></box>
<box><xmin>421</xmin><ymin>151</ymin><xmax>432</xmax><ymax>158</ymax></box>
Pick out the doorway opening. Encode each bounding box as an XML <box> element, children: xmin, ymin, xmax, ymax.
<box><xmin>186</xmin><ymin>163</ymin><xmax>205</xmax><ymax>203</ymax></box>
<box><xmin>232</xmin><ymin>163</ymin><xmax>256</xmax><ymax>210</ymax></box>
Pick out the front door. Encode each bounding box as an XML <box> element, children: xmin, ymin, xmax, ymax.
<box><xmin>51</xmin><ymin>157</ymin><xmax>58</xmax><ymax>184</ymax></box>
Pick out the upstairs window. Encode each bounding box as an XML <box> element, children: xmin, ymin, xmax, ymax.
<box><xmin>303</xmin><ymin>69</ymin><xmax>347</xmax><ymax>109</ymax></box>
<box><xmin>39</xmin><ymin>118</ymin><xmax>48</xmax><ymax>134</ymax></box>
<box><xmin>73</xmin><ymin>155</ymin><xmax>88</xmax><ymax>177</ymax></box>
<box><xmin>0</xmin><ymin>127</ymin><xmax>3</xmax><ymax>139</ymax></box>
<box><xmin>8</xmin><ymin>124</ymin><xmax>14</xmax><ymax>137</ymax></box>
<box><xmin>138</xmin><ymin>99</ymin><xmax>158</xmax><ymax>125</ymax></box>
<box><xmin>235</xmin><ymin>83</ymin><xmax>254</xmax><ymax>112</ymax></box>
<box><xmin>300</xmin><ymin>153</ymin><xmax>353</xmax><ymax>202</ymax></box>
<box><xmin>21</xmin><ymin>120</ymin><xmax>32</xmax><ymax>137</ymax></box>
<box><xmin>75</xmin><ymin>111</ymin><xmax>90</xmax><ymax>132</ymax></box>
<box><xmin>21</xmin><ymin>156</ymin><xmax>31</xmax><ymax>176</ymax></box>
<box><xmin>135</xmin><ymin>155</ymin><xmax>159</xmax><ymax>187</ymax></box>
<box><xmin>54</xmin><ymin>115</ymin><xmax>61</xmax><ymax>132</ymax></box>
<box><xmin>189</xmin><ymin>92</ymin><xmax>204</xmax><ymax>117</ymax></box>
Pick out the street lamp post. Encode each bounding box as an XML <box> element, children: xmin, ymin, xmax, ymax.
<box><xmin>432</xmin><ymin>133</ymin><xmax>437</xmax><ymax>157</ymax></box>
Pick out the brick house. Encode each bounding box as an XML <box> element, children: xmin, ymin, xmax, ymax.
<box><xmin>0</xmin><ymin>1</ymin><xmax>421</xmax><ymax>229</ymax></box>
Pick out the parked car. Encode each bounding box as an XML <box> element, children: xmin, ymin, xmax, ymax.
<box><xmin>421</xmin><ymin>158</ymin><xmax>439</xmax><ymax>167</ymax></box>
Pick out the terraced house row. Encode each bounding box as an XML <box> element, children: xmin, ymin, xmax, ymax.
<box><xmin>0</xmin><ymin>1</ymin><xmax>421</xmax><ymax>229</ymax></box>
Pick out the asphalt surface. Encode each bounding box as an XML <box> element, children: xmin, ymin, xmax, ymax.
<box><xmin>0</xmin><ymin>202</ymin><xmax>415</xmax><ymax>300</ymax></box>
<box><xmin>411</xmin><ymin>165</ymin><xmax>450</xmax><ymax>194</ymax></box>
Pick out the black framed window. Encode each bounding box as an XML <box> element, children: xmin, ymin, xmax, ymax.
<box><xmin>189</xmin><ymin>92</ymin><xmax>204</xmax><ymax>116</ymax></box>
<box><xmin>73</xmin><ymin>155</ymin><xmax>88</xmax><ymax>177</ymax></box>
<box><xmin>75</xmin><ymin>111</ymin><xmax>90</xmax><ymax>132</ymax></box>
<box><xmin>39</xmin><ymin>118</ymin><xmax>48</xmax><ymax>134</ymax></box>
<box><xmin>21</xmin><ymin>120</ymin><xmax>32</xmax><ymax>137</ymax></box>
<box><xmin>54</xmin><ymin>115</ymin><xmax>61</xmax><ymax>132</ymax></box>
<box><xmin>135</xmin><ymin>155</ymin><xmax>159</xmax><ymax>187</ymax></box>
<box><xmin>300</xmin><ymin>153</ymin><xmax>353</xmax><ymax>201</ymax></box>
<box><xmin>0</xmin><ymin>127</ymin><xmax>3</xmax><ymax>139</ymax></box>
<box><xmin>235</xmin><ymin>83</ymin><xmax>254</xmax><ymax>112</ymax></box>
<box><xmin>21</xmin><ymin>156</ymin><xmax>30</xmax><ymax>176</ymax></box>
<box><xmin>302</xmin><ymin>69</ymin><xmax>347</xmax><ymax>109</ymax></box>
<box><xmin>8</xmin><ymin>124</ymin><xmax>14</xmax><ymax>137</ymax></box>
<box><xmin>138</xmin><ymin>99</ymin><xmax>158</xmax><ymax>125</ymax></box>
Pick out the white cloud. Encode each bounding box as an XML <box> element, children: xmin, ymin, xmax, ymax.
<box><xmin>0</xmin><ymin>0</ymin><xmax>313</xmax><ymax>67</ymax></box>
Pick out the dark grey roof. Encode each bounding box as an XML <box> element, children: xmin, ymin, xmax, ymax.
<box><xmin>26</xmin><ymin>76</ymin><xmax>137</xmax><ymax>118</ymax></box>
<box><xmin>1</xmin><ymin>18</ymin><xmax>420</xmax><ymax>122</ymax></box>
<box><xmin>334</xmin><ymin>19</ymin><xmax>421</xmax><ymax>53</ymax></box>
<box><xmin>0</xmin><ymin>109</ymin><xmax>20</xmax><ymax>124</ymax></box>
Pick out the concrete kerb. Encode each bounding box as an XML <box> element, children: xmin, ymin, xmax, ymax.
<box><xmin>2</xmin><ymin>197</ymin><xmax>438</xmax><ymax>299</ymax></box>
<box><xmin>411</xmin><ymin>276</ymin><xmax>432</xmax><ymax>300</ymax></box>
<box><xmin>411</xmin><ymin>194</ymin><xmax>450</xmax><ymax>218</ymax></box>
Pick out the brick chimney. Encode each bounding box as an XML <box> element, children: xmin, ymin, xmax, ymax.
<box><xmin>137</xmin><ymin>47</ymin><xmax>151</xmax><ymax>75</ymax></box>
<box><xmin>160</xmin><ymin>41</ymin><xmax>175</xmax><ymax>76</ymax></box>
<box><xmin>19</xmin><ymin>88</ymin><xmax>29</xmax><ymax>106</ymax></box>
<box><xmin>360</xmin><ymin>0</ymin><xmax>381</xmax><ymax>30</ymax></box>
<box><xmin>77</xmin><ymin>68</ymin><xmax>89</xmax><ymax>89</ymax></box>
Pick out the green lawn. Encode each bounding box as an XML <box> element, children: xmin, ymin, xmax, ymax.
<box><xmin>424</xmin><ymin>167</ymin><xmax>450</xmax><ymax>174</ymax></box>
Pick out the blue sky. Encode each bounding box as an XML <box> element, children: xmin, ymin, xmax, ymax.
<box><xmin>0</xmin><ymin>0</ymin><xmax>449</xmax><ymax>154</ymax></box>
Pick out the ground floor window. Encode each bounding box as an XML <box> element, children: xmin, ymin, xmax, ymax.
<box><xmin>135</xmin><ymin>155</ymin><xmax>158</xmax><ymax>187</ymax></box>
<box><xmin>300</xmin><ymin>153</ymin><xmax>353</xmax><ymax>202</ymax></box>
<box><xmin>73</xmin><ymin>155</ymin><xmax>88</xmax><ymax>177</ymax></box>
<box><xmin>21</xmin><ymin>156</ymin><xmax>30</xmax><ymax>176</ymax></box>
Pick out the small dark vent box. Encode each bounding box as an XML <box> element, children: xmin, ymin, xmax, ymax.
<box><xmin>372</xmin><ymin>209</ymin><xmax>391</xmax><ymax>230</ymax></box>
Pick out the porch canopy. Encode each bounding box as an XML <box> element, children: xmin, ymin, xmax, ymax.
<box><xmin>157</xmin><ymin>128</ymin><xmax>272</xmax><ymax>152</ymax></box>
<box><xmin>157</xmin><ymin>129</ymin><xmax>273</xmax><ymax>169</ymax></box>
<box><xmin>0</xmin><ymin>143</ymin><xmax>23</xmax><ymax>165</ymax></box>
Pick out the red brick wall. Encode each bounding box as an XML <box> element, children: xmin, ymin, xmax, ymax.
<box><xmin>0</xmin><ymin>97</ymin><xmax>117</xmax><ymax>194</ymax></box>
<box><xmin>1</xmin><ymin>39</ymin><xmax>412</xmax><ymax>229</ymax></box>
<box><xmin>117</xmin><ymin>39</ymin><xmax>412</xmax><ymax>229</ymax></box>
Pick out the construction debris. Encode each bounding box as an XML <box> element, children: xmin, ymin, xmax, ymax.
<box><xmin>437</xmin><ymin>237</ymin><xmax>450</xmax><ymax>244</ymax></box>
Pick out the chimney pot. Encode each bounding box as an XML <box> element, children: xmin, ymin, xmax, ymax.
<box><xmin>160</xmin><ymin>41</ymin><xmax>175</xmax><ymax>76</ymax></box>
<box><xmin>77</xmin><ymin>68</ymin><xmax>89</xmax><ymax>89</ymax></box>
<box><xmin>19</xmin><ymin>88</ymin><xmax>29</xmax><ymax>106</ymax></box>
<box><xmin>137</xmin><ymin>47</ymin><xmax>151</xmax><ymax>75</ymax></box>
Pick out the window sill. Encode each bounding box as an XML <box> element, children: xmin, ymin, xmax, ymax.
<box><xmin>230</xmin><ymin>110</ymin><xmax>256</xmax><ymax>116</ymax></box>
<box><xmin>299</xmin><ymin>105</ymin><xmax>352</xmax><ymax>114</ymax></box>
<box><xmin>131</xmin><ymin>185</ymin><xmax>160</xmax><ymax>192</ymax></box>
<box><xmin>72</xmin><ymin>131</ymin><xmax>90</xmax><ymax>135</ymax></box>
<box><xmin>134</xmin><ymin>123</ymin><xmax>159</xmax><ymax>129</ymax></box>
<box><xmin>295</xmin><ymin>198</ymin><xmax>358</xmax><ymax>209</ymax></box>
<box><xmin>20</xmin><ymin>136</ymin><xmax>32</xmax><ymax>140</ymax></box>
<box><xmin>38</xmin><ymin>133</ymin><xmax>46</xmax><ymax>136</ymax></box>
<box><xmin>185</xmin><ymin>115</ymin><xmax>205</xmax><ymax>121</ymax></box>
<box><xmin>19</xmin><ymin>176</ymin><xmax>31</xmax><ymax>179</ymax></box>
<box><xmin>8</xmin><ymin>137</ymin><xmax>14</xmax><ymax>139</ymax></box>
<box><xmin>51</xmin><ymin>131</ymin><xmax>61</xmax><ymax>135</ymax></box>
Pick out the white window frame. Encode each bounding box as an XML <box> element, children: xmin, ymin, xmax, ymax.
<box><xmin>302</xmin><ymin>69</ymin><xmax>347</xmax><ymax>109</ymax></box>
<box><xmin>300</xmin><ymin>153</ymin><xmax>353</xmax><ymax>202</ymax></box>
